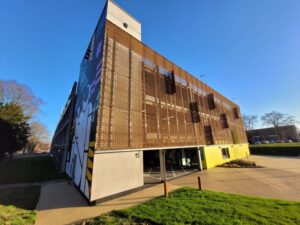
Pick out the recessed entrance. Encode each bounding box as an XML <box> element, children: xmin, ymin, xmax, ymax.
<box><xmin>143</xmin><ymin>148</ymin><xmax>200</xmax><ymax>184</ymax></box>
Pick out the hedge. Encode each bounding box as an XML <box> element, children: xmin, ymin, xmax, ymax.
<box><xmin>250</xmin><ymin>145</ymin><xmax>300</xmax><ymax>157</ymax></box>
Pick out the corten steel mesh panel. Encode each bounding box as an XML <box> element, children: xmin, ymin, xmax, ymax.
<box><xmin>95</xmin><ymin>21</ymin><xmax>248</xmax><ymax>150</ymax></box>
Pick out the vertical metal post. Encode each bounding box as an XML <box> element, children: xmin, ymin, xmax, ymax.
<box><xmin>159</xmin><ymin>150</ymin><xmax>166</xmax><ymax>181</ymax></box>
<box><xmin>164</xmin><ymin>180</ymin><xmax>168</xmax><ymax>197</ymax></box>
<box><xmin>159</xmin><ymin>149</ymin><xmax>168</xmax><ymax>197</ymax></box>
<box><xmin>198</xmin><ymin>176</ymin><xmax>202</xmax><ymax>191</ymax></box>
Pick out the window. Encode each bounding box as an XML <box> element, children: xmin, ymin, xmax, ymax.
<box><xmin>204</xmin><ymin>125</ymin><xmax>214</xmax><ymax>145</ymax></box>
<box><xmin>207</xmin><ymin>94</ymin><xmax>216</xmax><ymax>110</ymax></box>
<box><xmin>190</xmin><ymin>102</ymin><xmax>200</xmax><ymax>123</ymax></box>
<box><xmin>164</xmin><ymin>71</ymin><xmax>176</xmax><ymax>94</ymax></box>
<box><xmin>221</xmin><ymin>148</ymin><xmax>230</xmax><ymax>159</ymax></box>
<box><xmin>233</xmin><ymin>107</ymin><xmax>239</xmax><ymax>119</ymax></box>
<box><xmin>220</xmin><ymin>113</ymin><xmax>229</xmax><ymax>129</ymax></box>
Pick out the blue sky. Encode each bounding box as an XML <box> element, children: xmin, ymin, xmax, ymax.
<box><xmin>0</xmin><ymin>0</ymin><xmax>299</xmax><ymax>136</ymax></box>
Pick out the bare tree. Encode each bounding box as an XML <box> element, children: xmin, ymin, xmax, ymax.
<box><xmin>0</xmin><ymin>80</ymin><xmax>43</xmax><ymax>119</ymax></box>
<box><xmin>243</xmin><ymin>114</ymin><xmax>258</xmax><ymax>131</ymax></box>
<box><xmin>26</xmin><ymin>121</ymin><xmax>50</xmax><ymax>154</ymax></box>
<box><xmin>0</xmin><ymin>80</ymin><xmax>49</xmax><ymax>154</ymax></box>
<box><xmin>261</xmin><ymin>111</ymin><xmax>295</xmax><ymax>139</ymax></box>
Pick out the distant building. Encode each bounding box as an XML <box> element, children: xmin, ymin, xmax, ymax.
<box><xmin>247</xmin><ymin>125</ymin><xmax>299</xmax><ymax>143</ymax></box>
<box><xmin>51</xmin><ymin>0</ymin><xmax>249</xmax><ymax>204</ymax></box>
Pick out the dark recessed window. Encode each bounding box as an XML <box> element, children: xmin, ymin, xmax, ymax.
<box><xmin>164</xmin><ymin>71</ymin><xmax>176</xmax><ymax>94</ymax></box>
<box><xmin>220</xmin><ymin>113</ymin><xmax>229</xmax><ymax>129</ymax></box>
<box><xmin>190</xmin><ymin>102</ymin><xmax>200</xmax><ymax>123</ymax></box>
<box><xmin>221</xmin><ymin>148</ymin><xmax>230</xmax><ymax>159</ymax></box>
<box><xmin>233</xmin><ymin>107</ymin><xmax>239</xmax><ymax>119</ymax></box>
<box><xmin>204</xmin><ymin>125</ymin><xmax>214</xmax><ymax>145</ymax></box>
<box><xmin>207</xmin><ymin>94</ymin><xmax>216</xmax><ymax>110</ymax></box>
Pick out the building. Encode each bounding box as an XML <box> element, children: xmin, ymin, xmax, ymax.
<box><xmin>51</xmin><ymin>0</ymin><xmax>249</xmax><ymax>204</ymax></box>
<box><xmin>247</xmin><ymin>125</ymin><xmax>299</xmax><ymax>143</ymax></box>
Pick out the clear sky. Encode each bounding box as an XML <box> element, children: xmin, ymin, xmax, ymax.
<box><xmin>0</xmin><ymin>0</ymin><xmax>299</xmax><ymax>136</ymax></box>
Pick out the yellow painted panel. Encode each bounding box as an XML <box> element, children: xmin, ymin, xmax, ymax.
<box><xmin>203</xmin><ymin>144</ymin><xmax>249</xmax><ymax>169</ymax></box>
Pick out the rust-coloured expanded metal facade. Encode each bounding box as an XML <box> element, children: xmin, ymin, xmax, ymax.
<box><xmin>95</xmin><ymin>20</ymin><xmax>248</xmax><ymax>151</ymax></box>
<box><xmin>51</xmin><ymin>3</ymin><xmax>249</xmax><ymax>203</ymax></box>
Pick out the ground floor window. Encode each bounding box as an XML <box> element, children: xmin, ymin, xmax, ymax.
<box><xmin>143</xmin><ymin>148</ymin><xmax>199</xmax><ymax>184</ymax></box>
<box><xmin>221</xmin><ymin>148</ymin><xmax>230</xmax><ymax>159</ymax></box>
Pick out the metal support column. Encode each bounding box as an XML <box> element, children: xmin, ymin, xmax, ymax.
<box><xmin>159</xmin><ymin>149</ymin><xmax>166</xmax><ymax>182</ymax></box>
<box><xmin>197</xmin><ymin>147</ymin><xmax>203</xmax><ymax>171</ymax></box>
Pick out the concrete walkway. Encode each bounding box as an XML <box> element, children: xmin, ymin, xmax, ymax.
<box><xmin>35</xmin><ymin>181</ymin><xmax>180</xmax><ymax>225</ymax></box>
<box><xmin>35</xmin><ymin>155</ymin><xmax>300</xmax><ymax>225</ymax></box>
<box><xmin>170</xmin><ymin>155</ymin><xmax>300</xmax><ymax>201</ymax></box>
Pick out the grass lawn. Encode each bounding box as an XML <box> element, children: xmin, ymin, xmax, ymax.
<box><xmin>0</xmin><ymin>186</ymin><xmax>41</xmax><ymax>225</ymax></box>
<box><xmin>251</xmin><ymin>143</ymin><xmax>300</xmax><ymax>148</ymax></box>
<box><xmin>80</xmin><ymin>188</ymin><xmax>300</xmax><ymax>225</ymax></box>
<box><xmin>0</xmin><ymin>156</ymin><xmax>65</xmax><ymax>184</ymax></box>
<box><xmin>250</xmin><ymin>143</ymin><xmax>300</xmax><ymax>156</ymax></box>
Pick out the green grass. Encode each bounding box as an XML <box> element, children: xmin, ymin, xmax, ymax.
<box><xmin>250</xmin><ymin>143</ymin><xmax>300</xmax><ymax>156</ymax></box>
<box><xmin>0</xmin><ymin>186</ymin><xmax>41</xmax><ymax>225</ymax></box>
<box><xmin>80</xmin><ymin>188</ymin><xmax>300</xmax><ymax>225</ymax></box>
<box><xmin>0</xmin><ymin>156</ymin><xmax>65</xmax><ymax>184</ymax></box>
<box><xmin>251</xmin><ymin>143</ymin><xmax>300</xmax><ymax>148</ymax></box>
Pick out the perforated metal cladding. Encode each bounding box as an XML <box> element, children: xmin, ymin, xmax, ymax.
<box><xmin>96</xmin><ymin>36</ymin><xmax>144</xmax><ymax>150</ymax></box>
<box><xmin>95</xmin><ymin>21</ymin><xmax>248</xmax><ymax>150</ymax></box>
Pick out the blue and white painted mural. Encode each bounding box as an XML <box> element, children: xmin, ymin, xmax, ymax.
<box><xmin>66</xmin><ymin>3</ymin><xmax>107</xmax><ymax>199</ymax></box>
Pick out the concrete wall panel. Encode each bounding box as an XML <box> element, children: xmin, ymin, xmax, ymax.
<box><xmin>90</xmin><ymin>151</ymin><xmax>143</xmax><ymax>201</ymax></box>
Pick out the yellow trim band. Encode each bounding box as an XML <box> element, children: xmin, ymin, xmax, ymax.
<box><xmin>86</xmin><ymin>169</ymin><xmax>92</xmax><ymax>182</ymax></box>
<box><xmin>87</xmin><ymin>158</ymin><xmax>93</xmax><ymax>169</ymax></box>
<box><xmin>88</xmin><ymin>149</ymin><xmax>94</xmax><ymax>158</ymax></box>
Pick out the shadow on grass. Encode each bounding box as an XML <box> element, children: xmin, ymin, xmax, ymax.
<box><xmin>0</xmin><ymin>156</ymin><xmax>65</xmax><ymax>184</ymax></box>
<box><xmin>0</xmin><ymin>186</ymin><xmax>41</xmax><ymax>210</ymax></box>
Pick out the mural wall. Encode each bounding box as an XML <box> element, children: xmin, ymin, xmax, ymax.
<box><xmin>66</xmin><ymin>3</ymin><xmax>107</xmax><ymax>199</ymax></box>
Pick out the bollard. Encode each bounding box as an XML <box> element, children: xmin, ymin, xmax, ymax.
<box><xmin>164</xmin><ymin>180</ymin><xmax>168</xmax><ymax>197</ymax></box>
<box><xmin>198</xmin><ymin>176</ymin><xmax>202</xmax><ymax>191</ymax></box>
